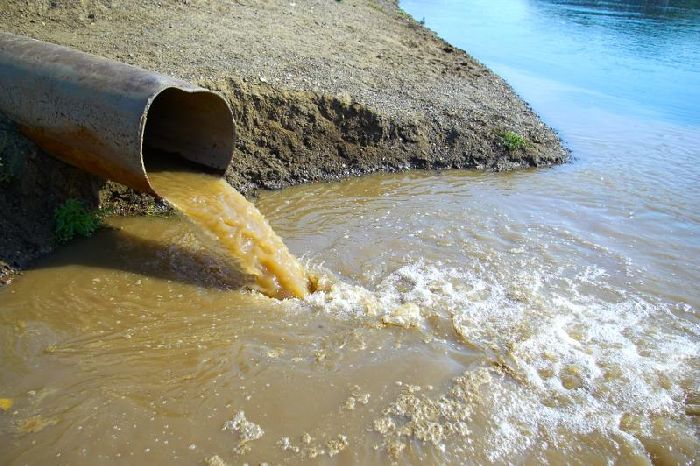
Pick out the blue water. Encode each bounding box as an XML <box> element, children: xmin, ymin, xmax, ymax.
<box><xmin>402</xmin><ymin>0</ymin><xmax>700</xmax><ymax>126</ymax></box>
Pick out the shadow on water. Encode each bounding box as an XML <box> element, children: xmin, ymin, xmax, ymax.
<box><xmin>32</xmin><ymin>224</ymin><xmax>251</xmax><ymax>291</ymax></box>
<box><xmin>20</xmin><ymin>149</ymin><xmax>252</xmax><ymax>291</ymax></box>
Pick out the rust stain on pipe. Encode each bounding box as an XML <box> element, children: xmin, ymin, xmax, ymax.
<box><xmin>0</xmin><ymin>32</ymin><xmax>235</xmax><ymax>194</ymax></box>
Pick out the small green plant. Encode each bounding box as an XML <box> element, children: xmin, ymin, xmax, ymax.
<box><xmin>500</xmin><ymin>131</ymin><xmax>528</xmax><ymax>152</ymax></box>
<box><xmin>54</xmin><ymin>199</ymin><xmax>101</xmax><ymax>242</ymax></box>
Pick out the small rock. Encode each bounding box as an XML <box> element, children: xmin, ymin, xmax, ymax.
<box><xmin>222</xmin><ymin>411</ymin><xmax>265</xmax><ymax>454</ymax></box>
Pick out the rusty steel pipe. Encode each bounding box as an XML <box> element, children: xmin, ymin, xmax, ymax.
<box><xmin>0</xmin><ymin>32</ymin><xmax>235</xmax><ymax>194</ymax></box>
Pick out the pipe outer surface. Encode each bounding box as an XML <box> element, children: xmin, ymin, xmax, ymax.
<box><xmin>0</xmin><ymin>32</ymin><xmax>235</xmax><ymax>194</ymax></box>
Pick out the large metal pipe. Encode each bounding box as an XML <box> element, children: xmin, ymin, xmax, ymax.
<box><xmin>0</xmin><ymin>32</ymin><xmax>235</xmax><ymax>194</ymax></box>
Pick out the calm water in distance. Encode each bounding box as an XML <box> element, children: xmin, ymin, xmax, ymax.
<box><xmin>402</xmin><ymin>0</ymin><xmax>700</xmax><ymax>125</ymax></box>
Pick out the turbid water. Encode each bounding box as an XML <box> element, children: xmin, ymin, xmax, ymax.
<box><xmin>146</xmin><ymin>159</ymin><xmax>311</xmax><ymax>299</ymax></box>
<box><xmin>1</xmin><ymin>0</ymin><xmax>700</xmax><ymax>464</ymax></box>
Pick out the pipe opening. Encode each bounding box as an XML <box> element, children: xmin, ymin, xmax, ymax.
<box><xmin>142</xmin><ymin>87</ymin><xmax>234</xmax><ymax>175</ymax></box>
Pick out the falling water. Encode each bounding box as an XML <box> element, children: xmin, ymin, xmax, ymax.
<box><xmin>147</xmin><ymin>161</ymin><xmax>311</xmax><ymax>299</ymax></box>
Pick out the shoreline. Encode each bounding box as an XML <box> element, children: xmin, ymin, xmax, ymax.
<box><xmin>0</xmin><ymin>0</ymin><xmax>567</xmax><ymax>284</ymax></box>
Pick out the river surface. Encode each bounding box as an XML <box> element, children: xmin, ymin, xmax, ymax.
<box><xmin>1</xmin><ymin>0</ymin><xmax>699</xmax><ymax>464</ymax></box>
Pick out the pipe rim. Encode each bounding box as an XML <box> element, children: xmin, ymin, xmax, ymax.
<box><xmin>140</xmin><ymin>86</ymin><xmax>235</xmax><ymax>193</ymax></box>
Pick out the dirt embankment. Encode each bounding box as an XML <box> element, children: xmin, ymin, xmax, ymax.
<box><xmin>0</xmin><ymin>0</ymin><xmax>567</xmax><ymax>283</ymax></box>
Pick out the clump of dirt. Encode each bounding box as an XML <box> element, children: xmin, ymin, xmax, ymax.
<box><xmin>0</xmin><ymin>0</ymin><xmax>568</xmax><ymax>282</ymax></box>
<box><xmin>222</xmin><ymin>410</ymin><xmax>265</xmax><ymax>454</ymax></box>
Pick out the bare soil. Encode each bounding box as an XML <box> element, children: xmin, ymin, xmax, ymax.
<box><xmin>0</xmin><ymin>0</ymin><xmax>567</xmax><ymax>283</ymax></box>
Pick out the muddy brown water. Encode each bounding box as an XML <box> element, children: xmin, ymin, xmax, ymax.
<box><xmin>146</xmin><ymin>165</ymin><xmax>311</xmax><ymax>299</ymax></box>
<box><xmin>1</xmin><ymin>164</ymin><xmax>699</xmax><ymax>464</ymax></box>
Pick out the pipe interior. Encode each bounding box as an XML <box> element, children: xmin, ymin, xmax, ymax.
<box><xmin>142</xmin><ymin>88</ymin><xmax>234</xmax><ymax>174</ymax></box>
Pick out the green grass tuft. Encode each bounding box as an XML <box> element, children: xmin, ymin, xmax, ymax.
<box><xmin>500</xmin><ymin>131</ymin><xmax>528</xmax><ymax>152</ymax></box>
<box><xmin>55</xmin><ymin>199</ymin><xmax>101</xmax><ymax>242</ymax></box>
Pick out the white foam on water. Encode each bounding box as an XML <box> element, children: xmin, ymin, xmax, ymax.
<box><xmin>301</xmin><ymin>258</ymin><xmax>700</xmax><ymax>461</ymax></box>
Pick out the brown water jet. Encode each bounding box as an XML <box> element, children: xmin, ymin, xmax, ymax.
<box><xmin>145</xmin><ymin>153</ymin><xmax>312</xmax><ymax>299</ymax></box>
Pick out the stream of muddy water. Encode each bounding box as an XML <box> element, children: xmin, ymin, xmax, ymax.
<box><xmin>1</xmin><ymin>0</ymin><xmax>700</xmax><ymax>464</ymax></box>
<box><xmin>146</xmin><ymin>161</ymin><xmax>311</xmax><ymax>300</ymax></box>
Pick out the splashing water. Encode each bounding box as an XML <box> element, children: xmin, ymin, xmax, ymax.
<box><xmin>303</xmin><ymin>257</ymin><xmax>699</xmax><ymax>463</ymax></box>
